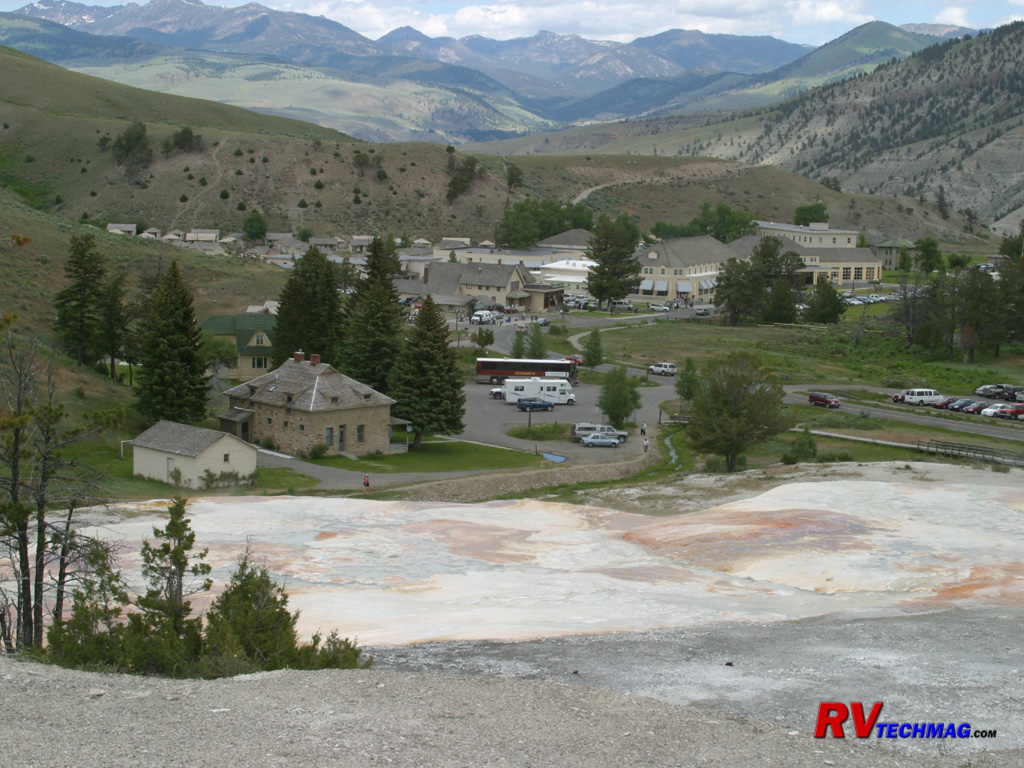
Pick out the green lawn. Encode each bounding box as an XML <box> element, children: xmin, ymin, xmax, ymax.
<box><xmin>308</xmin><ymin>440</ymin><xmax>548</xmax><ymax>473</ymax></box>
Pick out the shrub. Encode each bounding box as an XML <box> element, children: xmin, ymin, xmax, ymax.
<box><xmin>220</xmin><ymin>190</ymin><xmax>230</xmax><ymax>199</ymax></box>
<box><xmin>199</xmin><ymin>177</ymin><xmax>207</xmax><ymax>186</ymax></box>
<box><xmin>233</xmin><ymin>148</ymin><xmax>243</xmax><ymax>156</ymax></box>
<box><xmin>309</xmin><ymin>443</ymin><xmax>328</xmax><ymax>459</ymax></box>
<box><xmin>297</xmin><ymin>198</ymin><xmax>308</xmax><ymax>208</ymax></box>
<box><xmin>817</xmin><ymin>451</ymin><xmax>853</xmax><ymax>463</ymax></box>
<box><xmin>259</xmin><ymin>436</ymin><xmax>277</xmax><ymax>451</ymax></box>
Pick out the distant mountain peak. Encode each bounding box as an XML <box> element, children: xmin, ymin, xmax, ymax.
<box><xmin>900</xmin><ymin>22</ymin><xmax>976</xmax><ymax>38</ymax></box>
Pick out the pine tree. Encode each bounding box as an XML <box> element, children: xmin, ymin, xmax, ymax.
<box><xmin>525</xmin><ymin>323</ymin><xmax>546</xmax><ymax>358</ymax></box>
<box><xmin>203</xmin><ymin>549</ymin><xmax>298</xmax><ymax>671</ymax></box>
<box><xmin>585</xmin><ymin>214</ymin><xmax>642</xmax><ymax>309</ymax></box>
<box><xmin>271</xmin><ymin>247</ymin><xmax>343</xmax><ymax>367</ymax></box>
<box><xmin>763</xmin><ymin>278</ymin><xmax>797</xmax><ymax>324</ymax></box>
<box><xmin>580</xmin><ymin>327</ymin><xmax>603</xmax><ymax>367</ymax></box>
<box><xmin>54</xmin><ymin>233</ymin><xmax>106</xmax><ymax>366</ymax></box>
<box><xmin>341</xmin><ymin>237</ymin><xmax>403</xmax><ymax>393</ymax></box>
<box><xmin>803</xmin><ymin>279</ymin><xmax>846</xmax><ymax>324</ymax></box>
<box><xmin>389</xmin><ymin>296</ymin><xmax>465</xmax><ymax>450</ymax></box>
<box><xmin>597</xmin><ymin>366</ymin><xmax>641</xmax><ymax>429</ymax></box>
<box><xmin>510</xmin><ymin>329</ymin><xmax>527</xmax><ymax>358</ymax></box>
<box><xmin>136</xmin><ymin>261</ymin><xmax>209</xmax><ymax>425</ymax></box>
<box><xmin>97</xmin><ymin>271</ymin><xmax>128</xmax><ymax>380</ymax></box>
<box><xmin>125</xmin><ymin>497</ymin><xmax>210</xmax><ymax>674</ymax></box>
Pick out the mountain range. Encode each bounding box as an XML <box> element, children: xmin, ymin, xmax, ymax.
<box><xmin>5</xmin><ymin>0</ymin><xmax>970</xmax><ymax>142</ymax></box>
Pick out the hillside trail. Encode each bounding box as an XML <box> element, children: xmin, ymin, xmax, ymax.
<box><xmin>170</xmin><ymin>139</ymin><xmax>225</xmax><ymax>230</ymax></box>
<box><xmin>572</xmin><ymin>182</ymin><xmax>615</xmax><ymax>204</ymax></box>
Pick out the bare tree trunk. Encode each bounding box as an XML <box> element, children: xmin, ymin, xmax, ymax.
<box><xmin>52</xmin><ymin>502</ymin><xmax>78</xmax><ymax>625</ymax></box>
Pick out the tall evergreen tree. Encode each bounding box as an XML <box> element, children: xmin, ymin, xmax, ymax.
<box><xmin>340</xmin><ymin>238</ymin><xmax>403</xmax><ymax>393</ymax></box>
<box><xmin>597</xmin><ymin>366</ymin><xmax>642</xmax><ymax>429</ymax></box>
<box><xmin>54</xmin><ymin>234</ymin><xmax>106</xmax><ymax>366</ymax></box>
<box><xmin>585</xmin><ymin>214</ymin><xmax>642</xmax><ymax>309</ymax></box>
<box><xmin>763</xmin><ymin>278</ymin><xmax>798</xmax><ymax>324</ymax></box>
<box><xmin>97</xmin><ymin>271</ymin><xmax>128</xmax><ymax>380</ymax></box>
<box><xmin>389</xmin><ymin>296</ymin><xmax>465</xmax><ymax>450</ymax></box>
<box><xmin>803</xmin><ymin>279</ymin><xmax>846</xmax><ymax>324</ymax></box>
<box><xmin>525</xmin><ymin>323</ymin><xmax>546</xmax><ymax>359</ymax></box>
<box><xmin>136</xmin><ymin>262</ymin><xmax>208</xmax><ymax>425</ymax></box>
<box><xmin>271</xmin><ymin>247</ymin><xmax>342</xmax><ymax>367</ymax></box>
<box><xmin>580</xmin><ymin>327</ymin><xmax>603</xmax><ymax>367</ymax></box>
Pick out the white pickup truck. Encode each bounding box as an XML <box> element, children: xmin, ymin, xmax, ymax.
<box><xmin>648</xmin><ymin>362</ymin><xmax>677</xmax><ymax>376</ymax></box>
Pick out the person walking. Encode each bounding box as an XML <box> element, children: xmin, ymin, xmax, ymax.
<box><xmin>363</xmin><ymin>473</ymin><xmax>370</xmax><ymax>492</ymax></box>
<box><xmin>640</xmin><ymin>422</ymin><xmax>647</xmax><ymax>436</ymax></box>
<box><xmin>643</xmin><ymin>438</ymin><xmax>650</xmax><ymax>454</ymax></box>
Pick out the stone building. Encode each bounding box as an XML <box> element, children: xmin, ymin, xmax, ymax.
<box><xmin>220</xmin><ymin>352</ymin><xmax>397</xmax><ymax>457</ymax></box>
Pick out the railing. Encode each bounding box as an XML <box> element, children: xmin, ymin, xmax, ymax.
<box><xmin>917</xmin><ymin>440</ymin><xmax>1024</xmax><ymax>466</ymax></box>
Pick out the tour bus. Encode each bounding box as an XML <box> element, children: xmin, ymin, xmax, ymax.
<box><xmin>502</xmin><ymin>377</ymin><xmax>576</xmax><ymax>405</ymax></box>
<box><xmin>475</xmin><ymin>357</ymin><xmax>578</xmax><ymax>384</ymax></box>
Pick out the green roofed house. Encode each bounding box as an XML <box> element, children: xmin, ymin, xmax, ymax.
<box><xmin>199</xmin><ymin>313</ymin><xmax>277</xmax><ymax>381</ymax></box>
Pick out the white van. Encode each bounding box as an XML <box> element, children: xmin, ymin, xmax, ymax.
<box><xmin>903</xmin><ymin>388</ymin><xmax>943</xmax><ymax>405</ymax></box>
<box><xmin>470</xmin><ymin>311</ymin><xmax>497</xmax><ymax>325</ymax></box>
<box><xmin>503</xmin><ymin>377</ymin><xmax>576</xmax><ymax>405</ymax></box>
<box><xmin>610</xmin><ymin>299</ymin><xmax>634</xmax><ymax>311</ymax></box>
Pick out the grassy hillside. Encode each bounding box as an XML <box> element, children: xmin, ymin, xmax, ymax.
<box><xmin>469</xmin><ymin>24</ymin><xmax>1024</xmax><ymax>231</ymax></box>
<box><xmin>0</xmin><ymin>43</ymin><xmax>988</xmax><ymax>259</ymax></box>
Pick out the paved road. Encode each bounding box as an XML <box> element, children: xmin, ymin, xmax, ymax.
<box><xmin>788</xmin><ymin>387</ymin><xmax>1024</xmax><ymax>445</ymax></box>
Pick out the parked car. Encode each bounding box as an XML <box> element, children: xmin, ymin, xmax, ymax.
<box><xmin>516</xmin><ymin>397</ymin><xmax>555</xmax><ymax>412</ymax></box>
<box><xmin>563</xmin><ymin>354</ymin><xmax>583</xmax><ymax>365</ymax></box>
<box><xmin>489</xmin><ymin>387</ymin><xmax>505</xmax><ymax>400</ymax></box>
<box><xmin>534</xmin><ymin>317</ymin><xmax>551</xmax><ymax>326</ymax></box>
<box><xmin>930</xmin><ymin>397</ymin><xmax>959</xmax><ymax>409</ymax></box>
<box><xmin>571</xmin><ymin>422</ymin><xmax>629</xmax><ymax>443</ymax></box>
<box><xmin>962</xmin><ymin>401</ymin><xmax>988</xmax><ymax>414</ymax></box>
<box><xmin>892</xmin><ymin>390</ymin><xmax>911</xmax><ymax>403</ymax></box>
<box><xmin>648</xmin><ymin>362</ymin><xmax>677</xmax><ymax>376</ymax></box>
<box><xmin>502</xmin><ymin>306</ymin><xmax>519</xmax><ymax>314</ymax></box>
<box><xmin>975</xmin><ymin>383</ymin><xmax>1013</xmax><ymax>398</ymax></box>
<box><xmin>980</xmin><ymin>403</ymin><xmax>1009</xmax><ymax>417</ymax></box>
<box><xmin>580</xmin><ymin>433</ymin><xmax>621</xmax><ymax>448</ymax></box>
<box><xmin>903</xmin><ymin>389</ymin><xmax>944</xmax><ymax>406</ymax></box>
<box><xmin>649</xmin><ymin>303</ymin><xmax>671</xmax><ymax>313</ymax></box>
<box><xmin>694</xmin><ymin>307</ymin><xmax>711</xmax><ymax>316</ymax></box>
<box><xmin>946</xmin><ymin>398</ymin><xmax>975</xmax><ymax>411</ymax></box>
<box><xmin>995</xmin><ymin>404</ymin><xmax>1024</xmax><ymax>419</ymax></box>
<box><xmin>808</xmin><ymin>392</ymin><xmax>841</xmax><ymax>408</ymax></box>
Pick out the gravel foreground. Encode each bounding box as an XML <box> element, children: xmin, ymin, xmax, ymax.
<box><xmin>3</xmin><ymin>640</ymin><xmax>1019</xmax><ymax>768</ymax></box>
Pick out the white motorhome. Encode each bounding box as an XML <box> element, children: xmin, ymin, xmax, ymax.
<box><xmin>470</xmin><ymin>311</ymin><xmax>498</xmax><ymax>325</ymax></box>
<box><xmin>503</xmin><ymin>377</ymin><xmax>576</xmax><ymax>405</ymax></box>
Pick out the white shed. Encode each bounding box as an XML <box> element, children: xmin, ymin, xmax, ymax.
<box><xmin>130</xmin><ymin>420</ymin><xmax>257</xmax><ymax>489</ymax></box>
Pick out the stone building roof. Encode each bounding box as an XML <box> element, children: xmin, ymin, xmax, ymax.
<box><xmin>224</xmin><ymin>359</ymin><xmax>395</xmax><ymax>412</ymax></box>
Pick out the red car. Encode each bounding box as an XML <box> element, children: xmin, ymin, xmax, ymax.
<box><xmin>502</xmin><ymin>306</ymin><xmax>519</xmax><ymax>314</ymax></box>
<box><xmin>930</xmin><ymin>397</ymin><xmax>959</xmax><ymax>409</ymax></box>
<box><xmin>996</xmin><ymin>404</ymin><xmax>1024</xmax><ymax>419</ymax></box>
<box><xmin>563</xmin><ymin>354</ymin><xmax>583</xmax><ymax>365</ymax></box>
<box><xmin>962</xmin><ymin>402</ymin><xmax>988</xmax><ymax>414</ymax></box>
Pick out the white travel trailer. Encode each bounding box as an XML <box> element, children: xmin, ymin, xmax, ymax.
<box><xmin>502</xmin><ymin>377</ymin><xmax>576</xmax><ymax>405</ymax></box>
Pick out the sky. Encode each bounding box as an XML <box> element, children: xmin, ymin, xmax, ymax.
<box><xmin>4</xmin><ymin>0</ymin><xmax>1024</xmax><ymax>46</ymax></box>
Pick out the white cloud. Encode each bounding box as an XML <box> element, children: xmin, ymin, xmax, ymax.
<box><xmin>934</xmin><ymin>6</ymin><xmax>971</xmax><ymax>27</ymax></box>
<box><xmin>282</xmin><ymin>0</ymin><xmax>877</xmax><ymax>43</ymax></box>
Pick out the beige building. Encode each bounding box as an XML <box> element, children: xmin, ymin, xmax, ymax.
<box><xmin>634</xmin><ymin>236</ymin><xmax>740</xmax><ymax>301</ymax></box>
<box><xmin>130</xmin><ymin>420</ymin><xmax>257</xmax><ymax>488</ymax></box>
<box><xmin>756</xmin><ymin>221</ymin><xmax>859</xmax><ymax>248</ymax></box>
<box><xmin>395</xmin><ymin>262</ymin><xmax>560</xmax><ymax>311</ymax></box>
<box><xmin>728</xmin><ymin>236</ymin><xmax>883</xmax><ymax>286</ymax></box>
<box><xmin>875</xmin><ymin>238</ymin><xmax>918</xmax><ymax>270</ymax></box>
<box><xmin>220</xmin><ymin>353</ymin><xmax>396</xmax><ymax>457</ymax></box>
